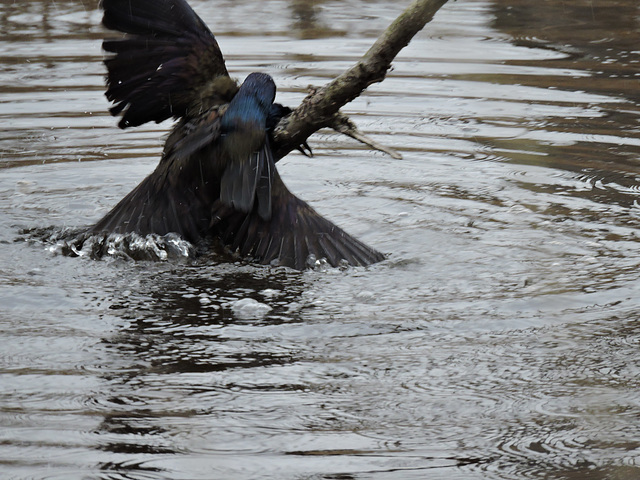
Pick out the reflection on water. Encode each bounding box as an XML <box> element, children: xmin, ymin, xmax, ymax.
<box><xmin>1</xmin><ymin>0</ymin><xmax>640</xmax><ymax>479</ymax></box>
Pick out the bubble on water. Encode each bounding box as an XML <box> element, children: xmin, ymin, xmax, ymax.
<box><xmin>260</xmin><ymin>288</ymin><xmax>280</xmax><ymax>299</ymax></box>
<box><xmin>231</xmin><ymin>298</ymin><xmax>272</xmax><ymax>320</ymax></box>
<box><xmin>355</xmin><ymin>290</ymin><xmax>376</xmax><ymax>302</ymax></box>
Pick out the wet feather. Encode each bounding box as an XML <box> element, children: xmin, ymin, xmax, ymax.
<box><xmin>89</xmin><ymin>0</ymin><xmax>384</xmax><ymax>270</ymax></box>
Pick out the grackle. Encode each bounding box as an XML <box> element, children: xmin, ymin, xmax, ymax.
<box><xmin>90</xmin><ymin>0</ymin><xmax>385</xmax><ymax>269</ymax></box>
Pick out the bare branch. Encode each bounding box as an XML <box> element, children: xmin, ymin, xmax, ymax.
<box><xmin>329</xmin><ymin>113</ymin><xmax>403</xmax><ymax>159</ymax></box>
<box><xmin>272</xmin><ymin>0</ymin><xmax>449</xmax><ymax>159</ymax></box>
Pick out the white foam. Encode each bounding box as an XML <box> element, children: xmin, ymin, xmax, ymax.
<box><xmin>231</xmin><ymin>298</ymin><xmax>272</xmax><ymax>320</ymax></box>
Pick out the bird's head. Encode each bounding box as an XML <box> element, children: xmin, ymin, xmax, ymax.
<box><xmin>239</xmin><ymin>72</ymin><xmax>276</xmax><ymax>111</ymax></box>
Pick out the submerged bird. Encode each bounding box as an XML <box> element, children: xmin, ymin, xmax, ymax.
<box><xmin>90</xmin><ymin>0</ymin><xmax>384</xmax><ymax>269</ymax></box>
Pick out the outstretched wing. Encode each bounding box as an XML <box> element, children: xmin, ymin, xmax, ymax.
<box><xmin>210</xmin><ymin>165</ymin><xmax>385</xmax><ymax>270</ymax></box>
<box><xmin>88</xmin><ymin>173</ymin><xmax>211</xmax><ymax>243</ymax></box>
<box><xmin>102</xmin><ymin>0</ymin><xmax>231</xmax><ymax>128</ymax></box>
<box><xmin>90</xmin><ymin>108</ymin><xmax>226</xmax><ymax>240</ymax></box>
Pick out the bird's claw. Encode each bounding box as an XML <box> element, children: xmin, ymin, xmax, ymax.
<box><xmin>296</xmin><ymin>141</ymin><xmax>313</xmax><ymax>157</ymax></box>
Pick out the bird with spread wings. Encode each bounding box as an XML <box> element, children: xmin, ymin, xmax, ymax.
<box><xmin>90</xmin><ymin>0</ymin><xmax>385</xmax><ymax>270</ymax></box>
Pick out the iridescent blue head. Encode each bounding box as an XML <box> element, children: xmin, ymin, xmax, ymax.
<box><xmin>239</xmin><ymin>72</ymin><xmax>276</xmax><ymax>110</ymax></box>
<box><xmin>221</xmin><ymin>72</ymin><xmax>277</xmax><ymax>130</ymax></box>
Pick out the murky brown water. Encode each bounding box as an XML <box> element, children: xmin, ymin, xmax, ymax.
<box><xmin>1</xmin><ymin>0</ymin><xmax>640</xmax><ymax>478</ymax></box>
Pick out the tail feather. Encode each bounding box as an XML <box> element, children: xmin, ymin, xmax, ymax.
<box><xmin>220</xmin><ymin>144</ymin><xmax>273</xmax><ymax>221</ymax></box>
<box><xmin>220</xmin><ymin>151</ymin><xmax>260</xmax><ymax>214</ymax></box>
<box><xmin>255</xmin><ymin>147</ymin><xmax>273</xmax><ymax>220</ymax></box>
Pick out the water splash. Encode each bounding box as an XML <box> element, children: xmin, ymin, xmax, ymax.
<box><xmin>21</xmin><ymin>227</ymin><xmax>197</xmax><ymax>261</ymax></box>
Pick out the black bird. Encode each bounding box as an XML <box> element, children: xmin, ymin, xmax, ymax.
<box><xmin>90</xmin><ymin>0</ymin><xmax>385</xmax><ymax>269</ymax></box>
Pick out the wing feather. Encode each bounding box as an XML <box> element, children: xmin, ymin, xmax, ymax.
<box><xmin>101</xmin><ymin>0</ymin><xmax>230</xmax><ymax>128</ymax></box>
<box><xmin>210</xmin><ymin>163</ymin><xmax>385</xmax><ymax>270</ymax></box>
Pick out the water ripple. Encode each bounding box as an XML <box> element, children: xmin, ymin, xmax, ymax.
<box><xmin>2</xmin><ymin>0</ymin><xmax>640</xmax><ymax>479</ymax></box>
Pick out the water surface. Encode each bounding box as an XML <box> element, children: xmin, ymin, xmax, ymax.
<box><xmin>1</xmin><ymin>0</ymin><xmax>640</xmax><ymax>478</ymax></box>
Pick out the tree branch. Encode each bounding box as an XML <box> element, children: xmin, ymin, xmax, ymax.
<box><xmin>329</xmin><ymin>113</ymin><xmax>403</xmax><ymax>159</ymax></box>
<box><xmin>272</xmin><ymin>0</ymin><xmax>450</xmax><ymax>159</ymax></box>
